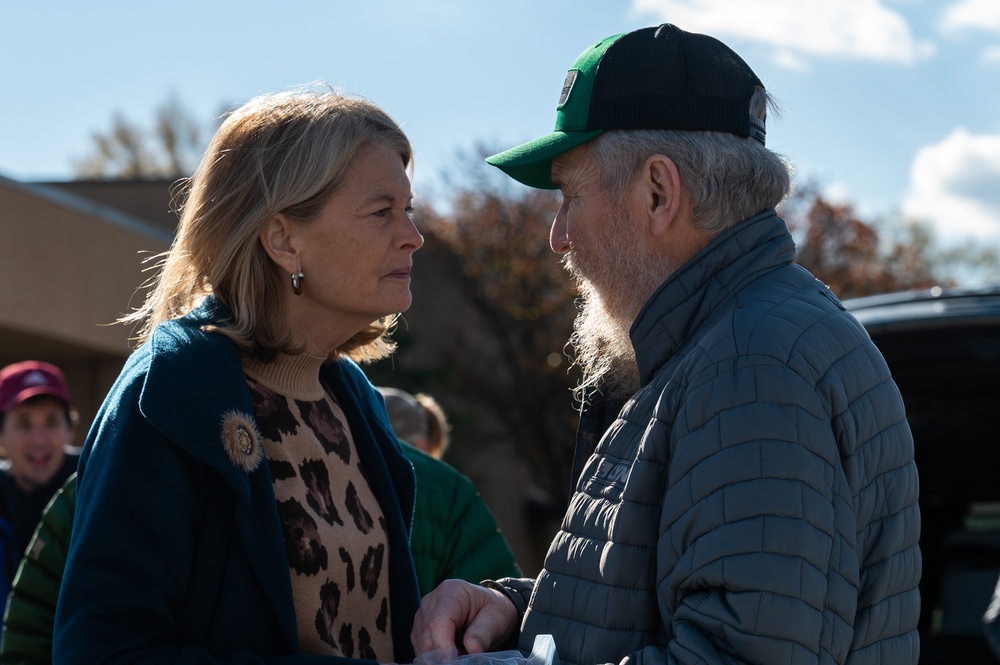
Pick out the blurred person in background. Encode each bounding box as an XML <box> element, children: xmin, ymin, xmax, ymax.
<box><xmin>383</xmin><ymin>388</ymin><xmax>449</xmax><ymax>458</ymax></box>
<box><xmin>411</xmin><ymin>24</ymin><xmax>920</xmax><ymax>665</ymax></box>
<box><xmin>0</xmin><ymin>471</ymin><xmax>75</xmax><ymax>664</ymax></box>
<box><xmin>53</xmin><ymin>88</ymin><xmax>425</xmax><ymax>663</ymax></box>
<box><xmin>378</xmin><ymin>387</ymin><xmax>520</xmax><ymax>596</ymax></box>
<box><xmin>0</xmin><ymin>360</ymin><xmax>78</xmax><ymax>613</ymax></box>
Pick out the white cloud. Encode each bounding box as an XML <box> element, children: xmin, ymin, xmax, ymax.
<box><xmin>940</xmin><ymin>0</ymin><xmax>1000</xmax><ymax>34</ymax></box>
<box><xmin>629</xmin><ymin>0</ymin><xmax>934</xmax><ymax>68</ymax></box>
<box><xmin>821</xmin><ymin>181</ymin><xmax>855</xmax><ymax>206</ymax></box>
<box><xmin>983</xmin><ymin>45</ymin><xmax>1000</xmax><ymax>63</ymax></box>
<box><xmin>772</xmin><ymin>49</ymin><xmax>809</xmax><ymax>72</ymax></box>
<box><xmin>902</xmin><ymin>128</ymin><xmax>1000</xmax><ymax>244</ymax></box>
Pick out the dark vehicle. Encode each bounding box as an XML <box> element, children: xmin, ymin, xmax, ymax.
<box><xmin>846</xmin><ymin>285</ymin><xmax>1000</xmax><ymax>664</ymax></box>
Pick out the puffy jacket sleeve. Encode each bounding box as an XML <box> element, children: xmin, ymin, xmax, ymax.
<box><xmin>646</xmin><ymin>358</ymin><xmax>858</xmax><ymax>665</ymax></box>
<box><xmin>484</xmin><ymin>577</ymin><xmax>536</xmax><ymax>631</ymax></box>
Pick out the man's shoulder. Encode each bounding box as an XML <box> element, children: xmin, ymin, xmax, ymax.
<box><xmin>723</xmin><ymin>266</ymin><xmax>865</xmax><ymax>352</ymax></box>
<box><xmin>664</xmin><ymin>267</ymin><xmax>869</xmax><ymax>389</ymax></box>
<box><xmin>731</xmin><ymin>263</ymin><xmax>838</xmax><ymax>315</ymax></box>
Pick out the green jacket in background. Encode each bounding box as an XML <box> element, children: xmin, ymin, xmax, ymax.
<box><xmin>1</xmin><ymin>473</ymin><xmax>75</xmax><ymax>664</ymax></box>
<box><xmin>401</xmin><ymin>444</ymin><xmax>520</xmax><ymax>596</ymax></box>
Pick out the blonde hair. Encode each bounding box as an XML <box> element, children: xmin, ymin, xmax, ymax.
<box><xmin>415</xmin><ymin>393</ymin><xmax>451</xmax><ymax>458</ymax></box>
<box><xmin>122</xmin><ymin>88</ymin><xmax>412</xmax><ymax>362</ymax></box>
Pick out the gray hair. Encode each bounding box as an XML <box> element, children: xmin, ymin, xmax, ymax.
<box><xmin>588</xmin><ymin>89</ymin><xmax>792</xmax><ymax>234</ymax></box>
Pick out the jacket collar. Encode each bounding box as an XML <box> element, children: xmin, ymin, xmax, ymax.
<box><xmin>137</xmin><ymin>297</ymin><xmax>299</xmax><ymax>643</ymax></box>
<box><xmin>140</xmin><ymin>297</ymin><xmax>257</xmax><ymax>502</ymax></box>
<box><xmin>630</xmin><ymin>210</ymin><xmax>796</xmax><ymax>385</ymax></box>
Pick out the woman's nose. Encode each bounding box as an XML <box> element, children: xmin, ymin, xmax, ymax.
<box><xmin>401</xmin><ymin>216</ymin><xmax>424</xmax><ymax>251</ymax></box>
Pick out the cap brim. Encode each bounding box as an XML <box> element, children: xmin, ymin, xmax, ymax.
<box><xmin>2</xmin><ymin>386</ymin><xmax>70</xmax><ymax>413</ymax></box>
<box><xmin>485</xmin><ymin>129</ymin><xmax>603</xmax><ymax>189</ymax></box>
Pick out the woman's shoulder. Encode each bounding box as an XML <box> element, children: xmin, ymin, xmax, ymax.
<box><xmin>99</xmin><ymin>300</ymin><xmax>239</xmax><ymax>412</ymax></box>
<box><xmin>146</xmin><ymin>298</ymin><xmax>234</xmax><ymax>359</ymax></box>
<box><xmin>94</xmin><ymin>303</ymin><xmax>257</xmax><ymax>483</ymax></box>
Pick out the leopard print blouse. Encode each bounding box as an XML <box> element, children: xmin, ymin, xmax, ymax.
<box><xmin>243</xmin><ymin>352</ymin><xmax>393</xmax><ymax>659</ymax></box>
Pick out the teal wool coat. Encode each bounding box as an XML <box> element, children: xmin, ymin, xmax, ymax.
<box><xmin>53</xmin><ymin>298</ymin><xmax>420</xmax><ymax>664</ymax></box>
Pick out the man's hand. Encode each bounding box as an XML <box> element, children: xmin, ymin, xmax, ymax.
<box><xmin>411</xmin><ymin>580</ymin><xmax>518</xmax><ymax>656</ymax></box>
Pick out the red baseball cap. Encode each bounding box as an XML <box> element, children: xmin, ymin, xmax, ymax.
<box><xmin>0</xmin><ymin>360</ymin><xmax>73</xmax><ymax>414</ymax></box>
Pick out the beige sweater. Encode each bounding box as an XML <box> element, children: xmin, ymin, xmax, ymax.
<box><xmin>243</xmin><ymin>352</ymin><xmax>392</xmax><ymax>660</ymax></box>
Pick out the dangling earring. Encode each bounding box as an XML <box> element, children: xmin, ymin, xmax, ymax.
<box><xmin>291</xmin><ymin>270</ymin><xmax>304</xmax><ymax>295</ymax></box>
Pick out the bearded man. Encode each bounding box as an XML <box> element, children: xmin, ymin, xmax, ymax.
<box><xmin>411</xmin><ymin>24</ymin><xmax>921</xmax><ymax>665</ymax></box>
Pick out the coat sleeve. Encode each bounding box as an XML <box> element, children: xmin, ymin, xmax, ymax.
<box><xmin>641</xmin><ymin>359</ymin><xmax>857</xmax><ymax>665</ymax></box>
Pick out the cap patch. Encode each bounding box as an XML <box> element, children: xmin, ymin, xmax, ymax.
<box><xmin>23</xmin><ymin>370</ymin><xmax>50</xmax><ymax>387</ymax></box>
<box><xmin>558</xmin><ymin>70</ymin><xmax>578</xmax><ymax>108</ymax></box>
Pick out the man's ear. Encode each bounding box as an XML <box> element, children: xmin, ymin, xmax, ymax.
<box><xmin>641</xmin><ymin>154</ymin><xmax>683</xmax><ymax>238</ymax></box>
<box><xmin>258</xmin><ymin>213</ymin><xmax>300</xmax><ymax>275</ymax></box>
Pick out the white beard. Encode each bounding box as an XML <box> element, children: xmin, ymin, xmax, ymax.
<box><xmin>567</xmin><ymin>275</ymin><xmax>639</xmax><ymax>402</ymax></box>
<box><xmin>565</xmin><ymin>206</ymin><xmax>673</xmax><ymax>403</ymax></box>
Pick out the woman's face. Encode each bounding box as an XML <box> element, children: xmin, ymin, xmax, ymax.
<box><xmin>292</xmin><ymin>141</ymin><xmax>423</xmax><ymax>345</ymax></box>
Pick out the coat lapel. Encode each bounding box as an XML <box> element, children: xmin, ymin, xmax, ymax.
<box><xmin>138</xmin><ymin>299</ymin><xmax>298</xmax><ymax>650</ymax></box>
<box><xmin>324</xmin><ymin>360</ymin><xmax>419</xmax><ymax>661</ymax></box>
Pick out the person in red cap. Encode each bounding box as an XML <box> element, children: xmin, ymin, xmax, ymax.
<box><xmin>0</xmin><ymin>361</ymin><xmax>79</xmax><ymax>562</ymax></box>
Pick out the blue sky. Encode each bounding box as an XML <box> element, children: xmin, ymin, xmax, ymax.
<box><xmin>2</xmin><ymin>0</ymin><xmax>999</xmax><ymax>255</ymax></box>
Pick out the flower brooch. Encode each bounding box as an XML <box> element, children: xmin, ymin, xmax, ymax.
<box><xmin>220</xmin><ymin>410</ymin><xmax>264</xmax><ymax>472</ymax></box>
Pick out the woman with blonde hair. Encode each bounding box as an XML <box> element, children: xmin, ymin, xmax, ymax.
<box><xmin>53</xmin><ymin>88</ymin><xmax>424</xmax><ymax>663</ymax></box>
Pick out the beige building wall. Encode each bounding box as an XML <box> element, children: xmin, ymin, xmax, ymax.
<box><xmin>0</xmin><ymin>176</ymin><xmax>172</xmax><ymax>442</ymax></box>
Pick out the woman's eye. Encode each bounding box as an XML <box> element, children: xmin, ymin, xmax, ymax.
<box><xmin>405</xmin><ymin>206</ymin><xmax>415</xmax><ymax>219</ymax></box>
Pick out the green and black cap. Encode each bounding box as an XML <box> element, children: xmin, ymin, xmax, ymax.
<box><xmin>486</xmin><ymin>23</ymin><xmax>766</xmax><ymax>189</ymax></box>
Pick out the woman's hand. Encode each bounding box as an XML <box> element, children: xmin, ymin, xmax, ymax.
<box><xmin>411</xmin><ymin>579</ymin><xmax>518</xmax><ymax>656</ymax></box>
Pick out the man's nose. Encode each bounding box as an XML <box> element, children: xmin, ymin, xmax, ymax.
<box><xmin>550</xmin><ymin>204</ymin><xmax>570</xmax><ymax>254</ymax></box>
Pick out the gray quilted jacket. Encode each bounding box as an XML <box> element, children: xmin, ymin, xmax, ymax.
<box><xmin>500</xmin><ymin>211</ymin><xmax>921</xmax><ymax>665</ymax></box>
